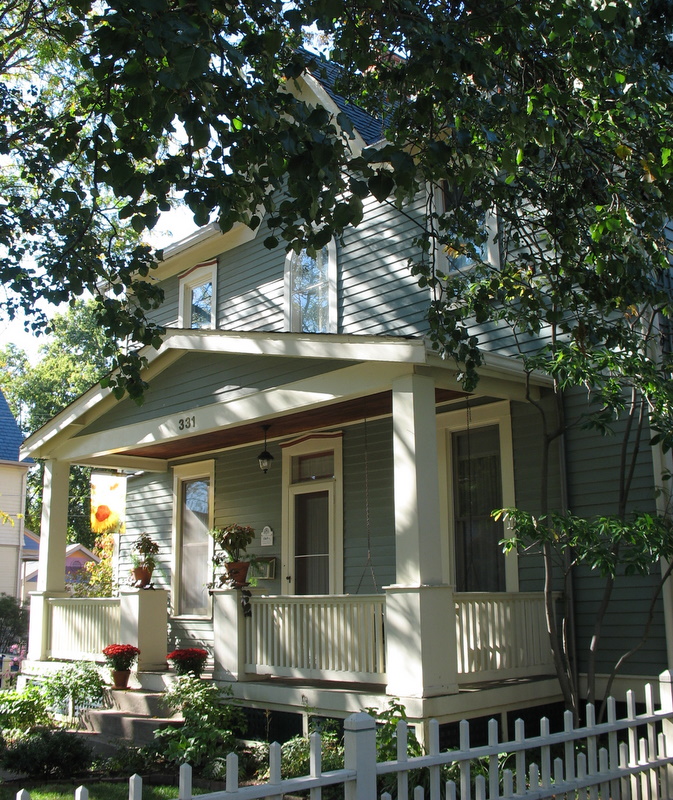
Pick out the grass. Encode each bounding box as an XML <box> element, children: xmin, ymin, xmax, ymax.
<box><xmin>0</xmin><ymin>783</ymin><xmax>207</xmax><ymax>800</ymax></box>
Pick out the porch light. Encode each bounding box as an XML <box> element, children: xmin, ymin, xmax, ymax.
<box><xmin>258</xmin><ymin>424</ymin><xmax>274</xmax><ymax>473</ymax></box>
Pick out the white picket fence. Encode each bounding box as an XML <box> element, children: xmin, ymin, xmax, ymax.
<box><xmin>13</xmin><ymin>675</ymin><xmax>673</xmax><ymax>800</ymax></box>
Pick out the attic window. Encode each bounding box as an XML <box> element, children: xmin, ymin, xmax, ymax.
<box><xmin>178</xmin><ymin>260</ymin><xmax>217</xmax><ymax>329</ymax></box>
<box><xmin>285</xmin><ymin>242</ymin><xmax>337</xmax><ymax>333</ymax></box>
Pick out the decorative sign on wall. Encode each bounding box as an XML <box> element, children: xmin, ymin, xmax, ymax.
<box><xmin>260</xmin><ymin>526</ymin><xmax>273</xmax><ymax>546</ymax></box>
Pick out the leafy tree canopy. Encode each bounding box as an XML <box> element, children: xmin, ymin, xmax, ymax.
<box><xmin>1</xmin><ymin>0</ymin><xmax>673</xmax><ymax>422</ymax></box>
<box><xmin>0</xmin><ymin>300</ymin><xmax>111</xmax><ymax>545</ymax></box>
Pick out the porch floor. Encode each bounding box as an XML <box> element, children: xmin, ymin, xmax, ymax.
<box><xmin>138</xmin><ymin>669</ymin><xmax>562</xmax><ymax>729</ymax></box>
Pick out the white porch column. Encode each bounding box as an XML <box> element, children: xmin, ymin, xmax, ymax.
<box><xmin>212</xmin><ymin>589</ymin><xmax>250</xmax><ymax>682</ymax></box>
<box><xmin>119</xmin><ymin>588</ymin><xmax>168</xmax><ymax>671</ymax></box>
<box><xmin>387</xmin><ymin>373</ymin><xmax>458</xmax><ymax>698</ymax></box>
<box><xmin>392</xmin><ymin>372</ymin><xmax>443</xmax><ymax>585</ymax></box>
<box><xmin>27</xmin><ymin>459</ymin><xmax>70</xmax><ymax>661</ymax></box>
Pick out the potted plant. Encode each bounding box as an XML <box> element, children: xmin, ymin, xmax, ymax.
<box><xmin>167</xmin><ymin>647</ymin><xmax>209</xmax><ymax>677</ymax></box>
<box><xmin>102</xmin><ymin>643</ymin><xmax>140</xmax><ymax>689</ymax></box>
<box><xmin>209</xmin><ymin>523</ymin><xmax>255</xmax><ymax>587</ymax></box>
<box><xmin>130</xmin><ymin>532</ymin><xmax>159</xmax><ymax>587</ymax></box>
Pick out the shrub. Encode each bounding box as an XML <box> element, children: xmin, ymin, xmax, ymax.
<box><xmin>40</xmin><ymin>661</ymin><xmax>105</xmax><ymax>721</ymax></box>
<box><xmin>150</xmin><ymin>675</ymin><xmax>246</xmax><ymax>773</ymax></box>
<box><xmin>0</xmin><ymin>728</ymin><xmax>93</xmax><ymax>777</ymax></box>
<box><xmin>0</xmin><ymin>594</ymin><xmax>27</xmax><ymax>653</ymax></box>
<box><xmin>0</xmin><ymin>685</ymin><xmax>51</xmax><ymax>733</ymax></box>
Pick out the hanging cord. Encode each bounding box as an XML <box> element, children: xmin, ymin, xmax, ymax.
<box><xmin>464</xmin><ymin>395</ymin><xmax>475</xmax><ymax>585</ymax></box>
<box><xmin>356</xmin><ymin>414</ymin><xmax>379</xmax><ymax>593</ymax></box>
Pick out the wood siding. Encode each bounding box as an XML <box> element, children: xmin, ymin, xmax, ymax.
<box><xmin>81</xmin><ymin>354</ymin><xmax>354</xmax><ymax>435</ymax></box>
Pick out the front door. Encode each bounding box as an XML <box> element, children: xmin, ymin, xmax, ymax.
<box><xmin>281</xmin><ymin>434</ymin><xmax>343</xmax><ymax>595</ymax></box>
<box><xmin>452</xmin><ymin>424</ymin><xmax>505</xmax><ymax>592</ymax></box>
<box><xmin>293</xmin><ymin>489</ymin><xmax>330</xmax><ymax>594</ymax></box>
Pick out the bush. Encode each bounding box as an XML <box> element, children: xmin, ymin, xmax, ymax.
<box><xmin>150</xmin><ymin>675</ymin><xmax>246</xmax><ymax>773</ymax></box>
<box><xmin>0</xmin><ymin>685</ymin><xmax>51</xmax><ymax>732</ymax></box>
<box><xmin>40</xmin><ymin>661</ymin><xmax>105</xmax><ymax>721</ymax></box>
<box><xmin>0</xmin><ymin>594</ymin><xmax>27</xmax><ymax>653</ymax></box>
<box><xmin>0</xmin><ymin>728</ymin><xmax>92</xmax><ymax>777</ymax></box>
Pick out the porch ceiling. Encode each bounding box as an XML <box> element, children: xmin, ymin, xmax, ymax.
<box><xmin>121</xmin><ymin>387</ymin><xmax>465</xmax><ymax>461</ymax></box>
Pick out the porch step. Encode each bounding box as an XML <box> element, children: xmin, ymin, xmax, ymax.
<box><xmin>81</xmin><ymin>688</ymin><xmax>183</xmax><ymax>748</ymax></box>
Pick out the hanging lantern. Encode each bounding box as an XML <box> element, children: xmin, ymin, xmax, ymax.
<box><xmin>257</xmin><ymin>424</ymin><xmax>274</xmax><ymax>473</ymax></box>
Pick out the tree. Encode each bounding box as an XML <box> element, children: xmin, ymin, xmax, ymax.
<box><xmin>0</xmin><ymin>594</ymin><xmax>28</xmax><ymax>653</ymax></box>
<box><xmin>0</xmin><ymin>300</ymin><xmax>112</xmax><ymax>546</ymax></box>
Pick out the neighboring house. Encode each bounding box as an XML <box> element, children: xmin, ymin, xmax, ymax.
<box><xmin>18</xmin><ymin>53</ymin><xmax>673</xmax><ymax>735</ymax></box>
<box><xmin>0</xmin><ymin>390</ymin><xmax>29</xmax><ymax>599</ymax></box>
<box><xmin>22</xmin><ymin>541</ymin><xmax>99</xmax><ymax>599</ymax></box>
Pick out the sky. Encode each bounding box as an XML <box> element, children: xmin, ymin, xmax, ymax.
<box><xmin>0</xmin><ymin>206</ymin><xmax>199</xmax><ymax>363</ymax></box>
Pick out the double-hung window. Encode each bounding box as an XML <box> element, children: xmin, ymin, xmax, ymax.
<box><xmin>178</xmin><ymin>260</ymin><xmax>217</xmax><ymax>329</ymax></box>
<box><xmin>284</xmin><ymin>242</ymin><xmax>337</xmax><ymax>333</ymax></box>
<box><xmin>435</xmin><ymin>180</ymin><xmax>499</xmax><ymax>273</ymax></box>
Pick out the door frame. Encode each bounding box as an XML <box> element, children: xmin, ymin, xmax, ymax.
<box><xmin>281</xmin><ymin>432</ymin><xmax>343</xmax><ymax>595</ymax></box>
<box><xmin>437</xmin><ymin>401</ymin><xmax>519</xmax><ymax>592</ymax></box>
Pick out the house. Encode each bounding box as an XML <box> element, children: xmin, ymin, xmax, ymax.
<box><xmin>0</xmin><ymin>389</ymin><xmax>29</xmax><ymax>600</ymax></box>
<box><xmin>18</xmin><ymin>52</ymin><xmax>672</xmax><ymax>737</ymax></box>
<box><xmin>21</xmin><ymin>541</ymin><xmax>100</xmax><ymax>599</ymax></box>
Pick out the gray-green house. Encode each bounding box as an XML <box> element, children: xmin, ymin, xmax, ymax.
<box><xmin>20</xmin><ymin>54</ymin><xmax>672</xmax><ymax>734</ymax></box>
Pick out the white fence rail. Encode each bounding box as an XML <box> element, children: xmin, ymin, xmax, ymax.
<box><xmin>455</xmin><ymin>592</ymin><xmax>555</xmax><ymax>681</ymax></box>
<box><xmin>16</xmin><ymin>675</ymin><xmax>673</xmax><ymax>800</ymax></box>
<box><xmin>245</xmin><ymin>594</ymin><xmax>386</xmax><ymax>682</ymax></box>
<box><xmin>47</xmin><ymin>597</ymin><xmax>120</xmax><ymax>661</ymax></box>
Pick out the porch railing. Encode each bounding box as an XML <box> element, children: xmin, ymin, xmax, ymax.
<box><xmin>47</xmin><ymin>597</ymin><xmax>121</xmax><ymax>661</ymax></box>
<box><xmin>245</xmin><ymin>594</ymin><xmax>387</xmax><ymax>683</ymax></box>
<box><xmin>455</xmin><ymin>591</ymin><xmax>555</xmax><ymax>682</ymax></box>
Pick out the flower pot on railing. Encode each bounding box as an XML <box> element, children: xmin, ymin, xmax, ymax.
<box><xmin>224</xmin><ymin>561</ymin><xmax>250</xmax><ymax>588</ymax></box>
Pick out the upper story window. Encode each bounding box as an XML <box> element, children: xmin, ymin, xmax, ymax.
<box><xmin>435</xmin><ymin>181</ymin><xmax>499</xmax><ymax>272</ymax></box>
<box><xmin>284</xmin><ymin>241</ymin><xmax>337</xmax><ymax>333</ymax></box>
<box><xmin>178</xmin><ymin>260</ymin><xmax>217</xmax><ymax>329</ymax></box>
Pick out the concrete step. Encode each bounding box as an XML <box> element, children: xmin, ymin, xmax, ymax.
<box><xmin>82</xmin><ymin>707</ymin><xmax>183</xmax><ymax>746</ymax></box>
<box><xmin>106</xmin><ymin>688</ymin><xmax>176</xmax><ymax>718</ymax></box>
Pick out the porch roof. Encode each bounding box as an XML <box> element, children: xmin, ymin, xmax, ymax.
<box><xmin>19</xmin><ymin>329</ymin><xmax>546</xmax><ymax>470</ymax></box>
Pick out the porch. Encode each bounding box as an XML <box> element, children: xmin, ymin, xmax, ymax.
<box><xmin>26</xmin><ymin>586</ymin><xmax>559</xmax><ymax>723</ymax></box>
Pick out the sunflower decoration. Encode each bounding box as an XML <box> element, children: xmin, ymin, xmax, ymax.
<box><xmin>91</xmin><ymin>503</ymin><xmax>121</xmax><ymax>534</ymax></box>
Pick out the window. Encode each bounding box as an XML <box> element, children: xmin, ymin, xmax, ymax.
<box><xmin>172</xmin><ymin>461</ymin><xmax>214</xmax><ymax>617</ymax></box>
<box><xmin>435</xmin><ymin>180</ymin><xmax>499</xmax><ymax>272</ymax></box>
<box><xmin>178</xmin><ymin>261</ymin><xmax>217</xmax><ymax>329</ymax></box>
<box><xmin>284</xmin><ymin>242</ymin><xmax>337</xmax><ymax>333</ymax></box>
<box><xmin>281</xmin><ymin>433</ymin><xmax>343</xmax><ymax>595</ymax></box>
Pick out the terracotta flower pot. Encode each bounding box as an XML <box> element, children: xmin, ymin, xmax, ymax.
<box><xmin>132</xmin><ymin>565</ymin><xmax>153</xmax><ymax>587</ymax></box>
<box><xmin>111</xmin><ymin>669</ymin><xmax>131</xmax><ymax>689</ymax></box>
<box><xmin>225</xmin><ymin>561</ymin><xmax>250</xmax><ymax>588</ymax></box>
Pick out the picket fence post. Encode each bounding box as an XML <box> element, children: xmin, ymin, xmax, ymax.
<box><xmin>659</xmin><ymin>670</ymin><xmax>673</xmax><ymax>791</ymax></box>
<box><xmin>344</xmin><ymin>711</ymin><xmax>377</xmax><ymax>800</ymax></box>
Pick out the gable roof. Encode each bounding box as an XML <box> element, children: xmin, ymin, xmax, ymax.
<box><xmin>0</xmin><ymin>390</ymin><xmax>24</xmax><ymax>463</ymax></box>
<box><xmin>298</xmin><ymin>48</ymin><xmax>384</xmax><ymax>146</ymax></box>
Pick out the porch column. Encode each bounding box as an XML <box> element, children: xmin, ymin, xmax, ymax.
<box><xmin>27</xmin><ymin>459</ymin><xmax>70</xmax><ymax>661</ymax></box>
<box><xmin>387</xmin><ymin>374</ymin><xmax>458</xmax><ymax>698</ymax></box>
<box><xmin>119</xmin><ymin>588</ymin><xmax>169</xmax><ymax>671</ymax></box>
<box><xmin>392</xmin><ymin>372</ymin><xmax>442</xmax><ymax>585</ymax></box>
<box><xmin>212</xmin><ymin>589</ymin><xmax>250</xmax><ymax>682</ymax></box>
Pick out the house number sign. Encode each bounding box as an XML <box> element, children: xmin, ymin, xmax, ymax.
<box><xmin>177</xmin><ymin>415</ymin><xmax>197</xmax><ymax>431</ymax></box>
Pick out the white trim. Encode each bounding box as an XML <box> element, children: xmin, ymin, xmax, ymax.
<box><xmin>281</xmin><ymin>433</ymin><xmax>343</xmax><ymax>595</ymax></box>
<box><xmin>284</xmin><ymin>240</ymin><xmax>337</xmax><ymax>333</ymax></box>
<box><xmin>436</xmin><ymin>401</ymin><xmax>518</xmax><ymax>592</ymax></box>
<box><xmin>171</xmin><ymin>460</ymin><xmax>215</xmax><ymax>619</ymax></box>
<box><xmin>178</xmin><ymin>260</ymin><xmax>217</xmax><ymax>329</ymax></box>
